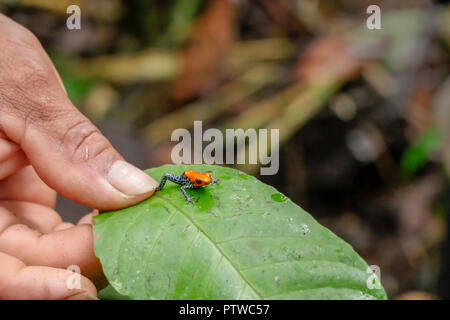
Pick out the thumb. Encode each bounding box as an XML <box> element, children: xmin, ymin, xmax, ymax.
<box><xmin>0</xmin><ymin>16</ymin><xmax>158</xmax><ymax>210</ymax></box>
<box><xmin>1</xmin><ymin>101</ymin><xmax>158</xmax><ymax>210</ymax></box>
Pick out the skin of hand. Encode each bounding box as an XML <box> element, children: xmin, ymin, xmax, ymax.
<box><xmin>0</xmin><ymin>14</ymin><xmax>159</xmax><ymax>299</ymax></box>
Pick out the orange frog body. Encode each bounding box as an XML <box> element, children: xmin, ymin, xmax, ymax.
<box><xmin>183</xmin><ymin>170</ymin><xmax>212</xmax><ymax>187</ymax></box>
<box><xmin>156</xmin><ymin>170</ymin><xmax>219</xmax><ymax>205</ymax></box>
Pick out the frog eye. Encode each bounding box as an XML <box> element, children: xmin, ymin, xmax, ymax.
<box><xmin>195</xmin><ymin>179</ymin><xmax>202</xmax><ymax>184</ymax></box>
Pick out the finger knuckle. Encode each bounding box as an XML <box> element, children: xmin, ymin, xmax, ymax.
<box><xmin>61</xmin><ymin>119</ymin><xmax>116</xmax><ymax>168</ymax></box>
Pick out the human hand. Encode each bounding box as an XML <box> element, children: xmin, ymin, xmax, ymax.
<box><xmin>0</xmin><ymin>14</ymin><xmax>159</xmax><ymax>299</ymax></box>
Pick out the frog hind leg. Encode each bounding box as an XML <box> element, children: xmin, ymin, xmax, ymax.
<box><xmin>157</xmin><ymin>173</ymin><xmax>185</xmax><ymax>191</ymax></box>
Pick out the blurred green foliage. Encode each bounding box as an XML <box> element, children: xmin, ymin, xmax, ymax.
<box><xmin>122</xmin><ymin>0</ymin><xmax>205</xmax><ymax>48</ymax></box>
<box><xmin>401</xmin><ymin>126</ymin><xmax>443</xmax><ymax>175</ymax></box>
<box><xmin>62</xmin><ymin>76</ymin><xmax>94</xmax><ymax>103</ymax></box>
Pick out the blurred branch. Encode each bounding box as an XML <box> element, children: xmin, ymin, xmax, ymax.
<box><xmin>437</xmin><ymin>4</ymin><xmax>450</xmax><ymax>50</ymax></box>
<box><xmin>141</xmin><ymin>63</ymin><xmax>285</xmax><ymax>148</ymax></box>
<box><xmin>291</xmin><ymin>0</ymin><xmax>328</xmax><ymax>34</ymax></box>
<box><xmin>170</xmin><ymin>0</ymin><xmax>235</xmax><ymax>101</ymax></box>
<box><xmin>257</xmin><ymin>0</ymin><xmax>307</xmax><ymax>34</ymax></box>
<box><xmin>222</xmin><ymin>82</ymin><xmax>305</xmax><ymax>130</ymax></box>
<box><xmin>235</xmin><ymin>79</ymin><xmax>341</xmax><ymax>175</ymax></box>
<box><xmin>433</xmin><ymin>76</ymin><xmax>450</xmax><ymax>177</ymax></box>
<box><xmin>226</xmin><ymin>38</ymin><xmax>297</xmax><ymax>71</ymax></box>
<box><xmin>361</xmin><ymin>62</ymin><xmax>398</xmax><ymax>99</ymax></box>
<box><xmin>75</xmin><ymin>49</ymin><xmax>181</xmax><ymax>83</ymax></box>
<box><xmin>233</xmin><ymin>28</ymin><xmax>373</xmax><ymax>175</ymax></box>
<box><xmin>71</xmin><ymin>38</ymin><xmax>294</xmax><ymax>84</ymax></box>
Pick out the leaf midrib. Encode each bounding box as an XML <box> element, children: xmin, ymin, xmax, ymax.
<box><xmin>156</xmin><ymin>193</ymin><xmax>263</xmax><ymax>299</ymax></box>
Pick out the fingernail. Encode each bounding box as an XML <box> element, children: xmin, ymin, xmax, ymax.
<box><xmin>67</xmin><ymin>293</ymin><xmax>99</xmax><ymax>300</ymax></box>
<box><xmin>107</xmin><ymin>160</ymin><xmax>158</xmax><ymax>196</ymax></box>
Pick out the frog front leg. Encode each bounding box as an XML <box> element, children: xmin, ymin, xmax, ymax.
<box><xmin>180</xmin><ymin>184</ymin><xmax>197</xmax><ymax>205</ymax></box>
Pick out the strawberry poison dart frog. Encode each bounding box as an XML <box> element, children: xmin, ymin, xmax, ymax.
<box><xmin>156</xmin><ymin>170</ymin><xmax>219</xmax><ymax>204</ymax></box>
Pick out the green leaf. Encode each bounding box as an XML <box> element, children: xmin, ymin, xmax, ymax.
<box><xmin>98</xmin><ymin>285</ymin><xmax>132</xmax><ymax>300</ymax></box>
<box><xmin>401</xmin><ymin>126</ymin><xmax>443</xmax><ymax>175</ymax></box>
<box><xmin>93</xmin><ymin>164</ymin><xmax>387</xmax><ymax>300</ymax></box>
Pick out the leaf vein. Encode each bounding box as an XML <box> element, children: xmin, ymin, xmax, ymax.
<box><xmin>156</xmin><ymin>194</ymin><xmax>263</xmax><ymax>299</ymax></box>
